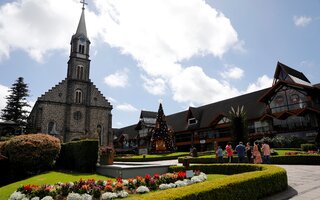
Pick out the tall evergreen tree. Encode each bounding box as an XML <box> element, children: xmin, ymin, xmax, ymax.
<box><xmin>229</xmin><ymin>105</ymin><xmax>248</xmax><ymax>145</ymax></box>
<box><xmin>1</xmin><ymin>77</ymin><xmax>30</xmax><ymax>132</ymax></box>
<box><xmin>151</xmin><ymin>103</ymin><xmax>175</xmax><ymax>153</ymax></box>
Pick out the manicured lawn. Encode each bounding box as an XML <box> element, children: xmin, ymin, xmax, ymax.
<box><xmin>273</xmin><ymin>149</ymin><xmax>302</xmax><ymax>156</ymax></box>
<box><xmin>0</xmin><ymin>171</ymin><xmax>114</xmax><ymax>199</ymax></box>
<box><xmin>126</xmin><ymin>152</ymin><xmax>189</xmax><ymax>159</ymax></box>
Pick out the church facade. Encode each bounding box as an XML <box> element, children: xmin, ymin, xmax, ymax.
<box><xmin>28</xmin><ymin>7</ymin><xmax>112</xmax><ymax>143</ymax></box>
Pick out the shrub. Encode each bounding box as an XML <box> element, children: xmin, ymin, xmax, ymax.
<box><xmin>4</xmin><ymin>133</ymin><xmax>61</xmax><ymax>175</ymax></box>
<box><xmin>301</xmin><ymin>143</ymin><xmax>317</xmax><ymax>151</ymax></box>
<box><xmin>271</xmin><ymin>155</ymin><xmax>320</xmax><ymax>165</ymax></box>
<box><xmin>55</xmin><ymin>139</ymin><xmax>98</xmax><ymax>172</ymax></box>
<box><xmin>132</xmin><ymin>164</ymin><xmax>287</xmax><ymax>200</ymax></box>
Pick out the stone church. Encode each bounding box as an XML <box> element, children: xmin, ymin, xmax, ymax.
<box><xmin>28</xmin><ymin>6</ymin><xmax>113</xmax><ymax>144</ymax></box>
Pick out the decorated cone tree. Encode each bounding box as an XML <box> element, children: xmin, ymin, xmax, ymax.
<box><xmin>151</xmin><ymin>103</ymin><xmax>175</xmax><ymax>153</ymax></box>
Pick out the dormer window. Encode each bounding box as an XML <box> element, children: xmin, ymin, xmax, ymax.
<box><xmin>188</xmin><ymin>118</ymin><xmax>197</xmax><ymax>125</ymax></box>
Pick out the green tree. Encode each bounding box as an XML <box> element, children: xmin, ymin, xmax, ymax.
<box><xmin>229</xmin><ymin>105</ymin><xmax>248</xmax><ymax>145</ymax></box>
<box><xmin>1</xmin><ymin>77</ymin><xmax>30</xmax><ymax>133</ymax></box>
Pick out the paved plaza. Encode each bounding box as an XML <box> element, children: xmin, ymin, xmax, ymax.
<box><xmin>263</xmin><ymin>165</ymin><xmax>320</xmax><ymax>200</ymax></box>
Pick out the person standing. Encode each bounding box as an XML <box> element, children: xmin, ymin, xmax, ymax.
<box><xmin>225</xmin><ymin>142</ymin><xmax>233</xmax><ymax>163</ymax></box>
<box><xmin>262</xmin><ymin>142</ymin><xmax>271</xmax><ymax>164</ymax></box>
<box><xmin>235</xmin><ymin>142</ymin><xmax>246</xmax><ymax>163</ymax></box>
<box><xmin>216</xmin><ymin>146</ymin><xmax>224</xmax><ymax>163</ymax></box>
<box><xmin>246</xmin><ymin>142</ymin><xmax>253</xmax><ymax>163</ymax></box>
<box><xmin>253</xmin><ymin>142</ymin><xmax>262</xmax><ymax>164</ymax></box>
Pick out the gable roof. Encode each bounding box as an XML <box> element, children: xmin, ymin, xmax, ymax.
<box><xmin>274</xmin><ymin>62</ymin><xmax>311</xmax><ymax>85</ymax></box>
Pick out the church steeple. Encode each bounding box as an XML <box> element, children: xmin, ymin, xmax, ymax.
<box><xmin>75</xmin><ymin>8</ymin><xmax>87</xmax><ymax>38</ymax></box>
<box><xmin>67</xmin><ymin>1</ymin><xmax>91</xmax><ymax>81</ymax></box>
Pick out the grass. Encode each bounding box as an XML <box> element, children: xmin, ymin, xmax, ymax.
<box><xmin>273</xmin><ymin>149</ymin><xmax>302</xmax><ymax>156</ymax></box>
<box><xmin>120</xmin><ymin>152</ymin><xmax>190</xmax><ymax>159</ymax></box>
<box><xmin>0</xmin><ymin>171</ymin><xmax>114</xmax><ymax>199</ymax></box>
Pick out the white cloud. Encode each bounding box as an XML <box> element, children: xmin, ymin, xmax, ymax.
<box><xmin>104</xmin><ymin>68</ymin><xmax>129</xmax><ymax>88</ymax></box>
<box><xmin>0</xmin><ymin>0</ymin><xmax>244</xmax><ymax>107</ymax></box>
<box><xmin>94</xmin><ymin>0</ymin><xmax>241</xmax><ymax>103</ymax></box>
<box><xmin>293</xmin><ymin>16</ymin><xmax>312</xmax><ymax>27</ymax></box>
<box><xmin>0</xmin><ymin>0</ymin><xmax>100</xmax><ymax>62</ymax></box>
<box><xmin>170</xmin><ymin>66</ymin><xmax>240</xmax><ymax>105</ymax></box>
<box><xmin>116</xmin><ymin>103</ymin><xmax>138</xmax><ymax>112</ymax></box>
<box><xmin>0</xmin><ymin>84</ymin><xmax>9</xmax><ymax>111</ymax></box>
<box><xmin>141</xmin><ymin>75</ymin><xmax>166</xmax><ymax>96</ymax></box>
<box><xmin>246</xmin><ymin>75</ymin><xmax>273</xmax><ymax>93</ymax></box>
<box><xmin>220</xmin><ymin>65</ymin><xmax>244</xmax><ymax>80</ymax></box>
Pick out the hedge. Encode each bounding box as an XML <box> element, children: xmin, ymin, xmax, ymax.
<box><xmin>55</xmin><ymin>140</ymin><xmax>98</xmax><ymax>172</ymax></box>
<box><xmin>301</xmin><ymin>144</ymin><xmax>317</xmax><ymax>151</ymax></box>
<box><xmin>178</xmin><ymin>156</ymin><xmax>239</xmax><ymax>164</ymax></box>
<box><xmin>125</xmin><ymin>164</ymin><xmax>287</xmax><ymax>200</ymax></box>
<box><xmin>178</xmin><ymin>155</ymin><xmax>320</xmax><ymax>165</ymax></box>
<box><xmin>270</xmin><ymin>155</ymin><xmax>320</xmax><ymax>165</ymax></box>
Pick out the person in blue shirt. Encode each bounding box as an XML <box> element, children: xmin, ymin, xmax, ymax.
<box><xmin>235</xmin><ymin>142</ymin><xmax>246</xmax><ymax>163</ymax></box>
<box><xmin>216</xmin><ymin>146</ymin><xmax>224</xmax><ymax>163</ymax></box>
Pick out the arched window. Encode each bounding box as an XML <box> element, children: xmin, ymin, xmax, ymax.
<box><xmin>76</xmin><ymin>65</ymin><xmax>84</xmax><ymax>80</ymax></box>
<box><xmin>78</xmin><ymin>44</ymin><xmax>85</xmax><ymax>54</ymax></box>
<box><xmin>48</xmin><ymin>121</ymin><xmax>56</xmax><ymax>134</ymax></box>
<box><xmin>75</xmin><ymin>89</ymin><xmax>82</xmax><ymax>104</ymax></box>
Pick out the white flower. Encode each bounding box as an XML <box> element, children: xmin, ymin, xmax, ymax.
<box><xmin>122</xmin><ymin>179</ymin><xmax>129</xmax><ymax>186</ymax></box>
<box><xmin>9</xmin><ymin>191</ymin><xmax>26</xmax><ymax>200</ymax></box>
<box><xmin>175</xmin><ymin>180</ymin><xmax>187</xmax><ymax>187</ymax></box>
<box><xmin>159</xmin><ymin>184</ymin><xmax>170</xmax><ymax>190</ymax></box>
<box><xmin>199</xmin><ymin>172</ymin><xmax>207</xmax><ymax>181</ymax></box>
<box><xmin>22</xmin><ymin>198</ymin><xmax>29</xmax><ymax>200</ymax></box>
<box><xmin>101</xmin><ymin>192</ymin><xmax>118</xmax><ymax>200</ymax></box>
<box><xmin>41</xmin><ymin>196</ymin><xmax>54</xmax><ymax>200</ymax></box>
<box><xmin>136</xmin><ymin>186</ymin><xmax>150</xmax><ymax>193</ymax></box>
<box><xmin>69</xmin><ymin>182</ymin><xmax>75</xmax><ymax>187</ymax></box>
<box><xmin>31</xmin><ymin>197</ymin><xmax>40</xmax><ymax>200</ymax></box>
<box><xmin>169</xmin><ymin>183</ymin><xmax>176</xmax><ymax>188</ymax></box>
<box><xmin>191</xmin><ymin>176</ymin><xmax>202</xmax><ymax>183</ymax></box>
<box><xmin>80</xmin><ymin>194</ymin><xmax>92</xmax><ymax>200</ymax></box>
<box><xmin>133</xmin><ymin>179</ymin><xmax>137</xmax><ymax>184</ymax></box>
<box><xmin>67</xmin><ymin>192</ymin><xmax>82</xmax><ymax>200</ymax></box>
<box><xmin>117</xmin><ymin>190</ymin><xmax>129</xmax><ymax>198</ymax></box>
<box><xmin>183</xmin><ymin>179</ymin><xmax>193</xmax><ymax>185</ymax></box>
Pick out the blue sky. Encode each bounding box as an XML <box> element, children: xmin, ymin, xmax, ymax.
<box><xmin>0</xmin><ymin>0</ymin><xmax>319</xmax><ymax>128</ymax></box>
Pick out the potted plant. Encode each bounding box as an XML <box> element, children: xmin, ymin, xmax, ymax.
<box><xmin>99</xmin><ymin>145</ymin><xmax>114</xmax><ymax>165</ymax></box>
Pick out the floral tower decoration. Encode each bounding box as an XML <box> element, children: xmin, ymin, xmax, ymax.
<box><xmin>150</xmin><ymin>103</ymin><xmax>175</xmax><ymax>153</ymax></box>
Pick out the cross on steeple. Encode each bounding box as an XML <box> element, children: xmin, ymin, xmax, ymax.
<box><xmin>80</xmin><ymin>0</ymin><xmax>88</xmax><ymax>10</ymax></box>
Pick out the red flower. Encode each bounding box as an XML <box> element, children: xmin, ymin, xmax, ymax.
<box><xmin>104</xmin><ymin>185</ymin><xmax>113</xmax><ymax>192</ymax></box>
<box><xmin>153</xmin><ymin>173</ymin><xmax>160</xmax><ymax>180</ymax></box>
<box><xmin>145</xmin><ymin>174</ymin><xmax>151</xmax><ymax>180</ymax></box>
<box><xmin>178</xmin><ymin>171</ymin><xmax>186</xmax><ymax>179</ymax></box>
<box><xmin>116</xmin><ymin>177</ymin><xmax>123</xmax><ymax>183</ymax></box>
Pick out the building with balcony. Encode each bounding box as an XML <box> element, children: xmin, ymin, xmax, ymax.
<box><xmin>115</xmin><ymin>62</ymin><xmax>320</xmax><ymax>152</ymax></box>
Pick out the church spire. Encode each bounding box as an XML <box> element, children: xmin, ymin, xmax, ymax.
<box><xmin>76</xmin><ymin>1</ymin><xmax>88</xmax><ymax>37</ymax></box>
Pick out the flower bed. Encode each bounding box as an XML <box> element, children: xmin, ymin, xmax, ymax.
<box><xmin>9</xmin><ymin>171</ymin><xmax>207</xmax><ymax>200</ymax></box>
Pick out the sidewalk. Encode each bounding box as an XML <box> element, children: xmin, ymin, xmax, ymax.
<box><xmin>262</xmin><ymin>165</ymin><xmax>320</xmax><ymax>200</ymax></box>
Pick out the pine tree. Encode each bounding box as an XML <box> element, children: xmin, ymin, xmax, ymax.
<box><xmin>151</xmin><ymin>103</ymin><xmax>175</xmax><ymax>153</ymax></box>
<box><xmin>1</xmin><ymin>77</ymin><xmax>30</xmax><ymax>133</ymax></box>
